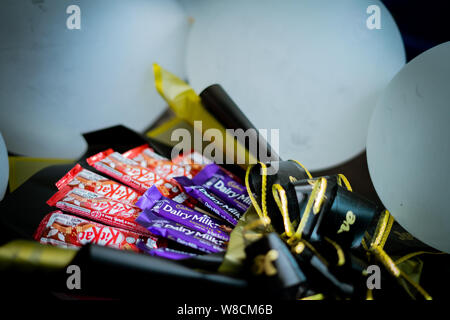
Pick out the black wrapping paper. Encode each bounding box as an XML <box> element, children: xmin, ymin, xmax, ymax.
<box><xmin>291</xmin><ymin>175</ymin><xmax>380</xmax><ymax>248</ymax></box>
<box><xmin>200</xmin><ymin>84</ymin><xmax>280</xmax><ymax>163</ymax></box>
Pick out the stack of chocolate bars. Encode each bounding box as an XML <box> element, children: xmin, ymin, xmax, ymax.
<box><xmin>33</xmin><ymin>144</ymin><xmax>249</xmax><ymax>260</ymax></box>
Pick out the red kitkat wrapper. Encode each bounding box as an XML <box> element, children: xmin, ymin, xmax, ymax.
<box><xmin>47</xmin><ymin>186</ymin><xmax>150</xmax><ymax>235</ymax></box>
<box><xmin>172</xmin><ymin>149</ymin><xmax>213</xmax><ymax>166</ymax></box>
<box><xmin>34</xmin><ymin>211</ymin><xmax>165</xmax><ymax>252</ymax></box>
<box><xmin>56</xmin><ymin>164</ymin><xmax>142</xmax><ymax>206</ymax></box>
<box><xmin>86</xmin><ymin>149</ymin><xmax>179</xmax><ymax>197</ymax></box>
<box><xmin>122</xmin><ymin>144</ymin><xmax>169</xmax><ymax>167</ymax></box>
<box><xmin>172</xmin><ymin>149</ymin><xmax>210</xmax><ymax>177</ymax></box>
<box><xmin>172</xmin><ymin>150</ymin><xmax>242</xmax><ymax>184</ymax></box>
<box><xmin>123</xmin><ymin>144</ymin><xmax>197</xmax><ymax>179</ymax></box>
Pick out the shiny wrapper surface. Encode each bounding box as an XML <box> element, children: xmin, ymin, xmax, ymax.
<box><xmin>193</xmin><ymin>163</ymin><xmax>251</xmax><ymax>213</ymax></box>
<box><xmin>47</xmin><ymin>186</ymin><xmax>149</xmax><ymax>235</ymax></box>
<box><xmin>34</xmin><ymin>211</ymin><xmax>162</xmax><ymax>252</ymax></box>
<box><xmin>136</xmin><ymin>209</ymin><xmax>227</xmax><ymax>254</ymax></box>
<box><xmin>136</xmin><ymin>186</ymin><xmax>231</xmax><ymax>242</ymax></box>
<box><xmin>56</xmin><ymin>164</ymin><xmax>142</xmax><ymax>206</ymax></box>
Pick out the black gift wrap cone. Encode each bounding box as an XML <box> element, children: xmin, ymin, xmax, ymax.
<box><xmin>292</xmin><ymin>175</ymin><xmax>380</xmax><ymax>248</ymax></box>
<box><xmin>244</xmin><ymin>233</ymin><xmax>370</xmax><ymax>299</ymax></box>
<box><xmin>200</xmin><ymin>84</ymin><xmax>280</xmax><ymax>163</ymax></box>
<box><xmin>327</xmin><ymin>186</ymin><xmax>380</xmax><ymax>248</ymax></box>
<box><xmin>244</xmin><ymin>233</ymin><xmax>308</xmax><ymax>299</ymax></box>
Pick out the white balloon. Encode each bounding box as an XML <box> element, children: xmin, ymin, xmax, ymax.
<box><xmin>0</xmin><ymin>0</ymin><xmax>188</xmax><ymax>158</ymax></box>
<box><xmin>0</xmin><ymin>132</ymin><xmax>8</xmax><ymax>201</ymax></box>
<box><xmin>367</xmin><ymin>42</ymin><xmax>450</xmax><ymax>253</ymax></box>
<box><xmin>185</xmin><ymin>0</ymin><xmax>405</xmax><ymax>170</ymax></box>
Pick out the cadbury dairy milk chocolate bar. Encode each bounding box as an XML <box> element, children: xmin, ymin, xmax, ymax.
<box><xmin>136</xmin><ymin>209</ymin><xmax>226</xmax><ymax>254</ymax></box>
<box><xmin>138</xmin><ymin>246</ymin><xmax>198</xmax><ymax>260</ymax></box>
<box><xmin>174</xmin><ymin>176</ymin><xmax>242</xmax><ymax>226</ymax></box>
<box><xmin>192</xmin><ymin>164</ymin><xmax>251</xmax><ymax>213</ymax></box>
<box><xmin>136</xmin><ymin>186</ymin><xmax>231</xmax><ymax>242</ymax></box>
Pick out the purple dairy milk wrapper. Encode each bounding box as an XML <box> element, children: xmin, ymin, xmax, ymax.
<box><xmin>136</xmin><ymin>210</ymin><xmax>226</xmax><ymax>254</ymax></box>
<box><xmin>174</xmin><ymin>176</ymin><xmax>241</xmax><ymax>226</ymax></box>
<box><xmin>136</xmin><ymin>186</ymin><xmax>231</xmax><ymax>242</ymax></box>
<box><xmin>192</xmin><ymin>164</ymin><xmax>251</xmax><ymax>213</ymax></box>
<box><xmin>137</xmin><ymin>245</ymin><xmax>198</xmax><ymax>260</ymax></box>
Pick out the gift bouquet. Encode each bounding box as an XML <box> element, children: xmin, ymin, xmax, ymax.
<box><xmin>0</xmin><ymin>65</ymin><xmax>448</xmax><ymax>301</ymax></box>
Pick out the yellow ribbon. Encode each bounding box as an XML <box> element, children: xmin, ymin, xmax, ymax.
<box><xmin>272</xmin><ymin>184</ymin><xmax>294</xmax><ymax>237</ymax></box>
<box><xmin>153</xmin><ymin>63</ymin><xmax>257</xmax><ymax>168</ymax></box>
<box><xmin>299</xmin><ymin>293</ymin><xmax>325</xmax><ymax>300</ymax></box>
<box><xmin>337</xmin><ymin>174</ymin><xmax>353</xmax><ymax>192</ymax></box>
<box><xmin>365</xmin><ymin>210</ymin><xmax>432</xmax><ymax>300</ymax></box>
<box><xmin>324</xmin><ymin>237</ymin><xmax>346</xmax><ymax>267</ymax></box>
<box><xmin>245</xmin><ymin>162</ymin><xmax>271</xmax><ymax>226</ymax></box>
<box><xmin>0</xmin><ymin>240</ymin><xmax>76</xmax><ymax>270</ymax></box>
<box><xmin>394</xmin><ymin>251</ymin><xmax>446</xmax><ymax>265</ymax></box>
<box><xmin>290</xmin><ymin>177</ymin><xmax>327</xmax><ymax>243</ymax></box>
<box><xmin>289</xmin><ymin>159</ymin><xmax>312</xmax><ymax>179</ymax></box>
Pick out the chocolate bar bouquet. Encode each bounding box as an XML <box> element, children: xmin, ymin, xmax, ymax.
<box><xmin>1</xmin><ymin>65</ymin><xmax>448</xmax><ymax>301</ymax></box>
<box><xmin>40</xmin><ymin>145</ymin><xmax>241</xmax><ymax>258</ymax></box>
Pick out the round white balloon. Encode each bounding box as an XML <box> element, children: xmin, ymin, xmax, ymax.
<box><xmin>367</xmin><ymin>42</ymin><xmax>450</xmax><ymax>253</ymax></box>
<box><xmin>0</xmin><ymin>0</ymin><xmax>188</xmax><ymax>158</ymax></box>
<box><xmin>185</xmin><ymin>0</ymin><xmax>405</xmax><ymax>170</ymax></box>
<box><xmin>0</xmin><ymin>132</ymin><xmax>9</xmax><ymax>201</ymax></box>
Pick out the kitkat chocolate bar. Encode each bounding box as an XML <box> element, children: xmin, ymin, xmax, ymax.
<box><xmin>56</xmin><ymin>164</ymin><xmax>142</xmax><ymax>206</ymax></box>
<box><xmin>122</xmin><ymin>144</ymin><xmax>197</xmax><ymax>179</ymax></box>
<box><xmin>86</xmin><ymin>149</ymin><xmax>178</xmax><ymax>196</ymax></box>
<box><xmin>47</xmin><ymin>186</ymin><xmax>149</xmax><ymax>235</ymax></box>
<box><xmin>34</xmin><ymin>211</ymin><xmax>164</xmax><ymax>252</ymax></box>
<box><xmin>122</xmin><ymin>144</ymin><xmax>170</xmax><ymax>168</ymax></box>
<box><xmin>172</xmin><ymin>150</ymin><xmax>243</xmax><ymax>184</ymax></box>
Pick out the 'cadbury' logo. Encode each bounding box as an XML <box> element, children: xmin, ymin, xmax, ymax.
<box><xmin>227</xmin><ymin>180</ymin><xmax>244</xmax><ymax>192</ymax></box>
<box><xmin>176</xmin><ymin>203</ymin><xmax>193</xmax><ymax>212</ymax></box>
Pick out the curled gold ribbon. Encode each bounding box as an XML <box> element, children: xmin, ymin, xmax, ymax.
<box><xmin>290</xmin><ymin>177</ymin><xmax>327</xmax><ymax>244</ymax></box>
<box><xmin>245</xmin><ymin>162</ymin><xmax>270</xmax><ymax>226</ymax></box>
<box><xmin>272</xmin><ymin>184</ymin><xmax>294</xmax><ymax>237</ymax></box>
<box><xmin>365</xmin><ymin>210</ymin><xmax>433</xmax><ymax>300</ymax></box>
<box><xmin>252</xmin><ymin>249</ymin><xmax>279</xmax><ymax>277</ymax></box>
